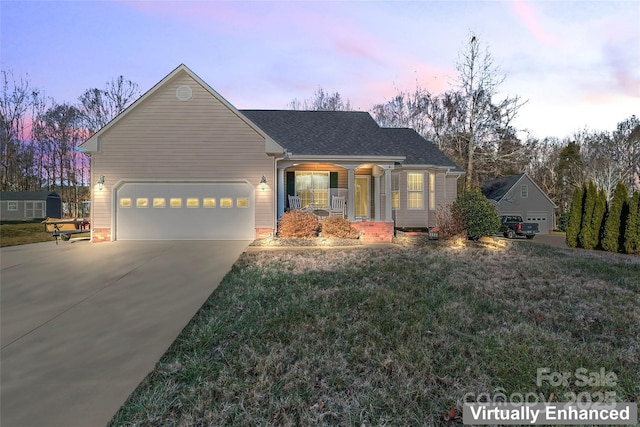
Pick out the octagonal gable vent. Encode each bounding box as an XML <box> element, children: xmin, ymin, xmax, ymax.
<box><xmin>176</xmin><ymin>85</ymin><xmax>193</xmax><ymax>101</ymax></box>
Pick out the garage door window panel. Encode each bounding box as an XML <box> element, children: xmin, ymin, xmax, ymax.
<box><xmin>220</xmin><ymin>198</ymin><xmax>233</xmax><ymax>208</ymax></box>
<box><xmin>153</xmin><ymin>198</ymin><xmax>166</xmax><ymax>208</ymax></box>
<box><xmin>187</xmin><ymin>198</ymin><xmax>199</xmax><ymax>208</ymax></box>
<box><xmin>237</xmin><ymin>198</ymin><xmax>249</xmax><ymax>208</ymax></box>
<box><xmin>170</xmin><ymin>198</ymin><xmax>182</xmax><ymax>208</ymax></box>
<box><xmin>120</xmin><ymin>198</ymin><xmax>132</xmax><ymax>208</ymax></box>
<box><xmin>136</xmin><ymin>198</ymin><xmax>148</xmax><ymax>208</ymax></box>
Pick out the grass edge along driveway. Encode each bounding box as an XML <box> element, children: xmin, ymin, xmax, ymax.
<box><xmin>110</xmin><ymin>242</ymin><xmax>640</xmax><ymax>426</ymax></box>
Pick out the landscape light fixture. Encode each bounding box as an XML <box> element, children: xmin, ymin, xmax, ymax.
<box><xmin>260</xmin><ymin>175</ymin><xmax>267</xmax><ymax>191</ymax></box>
<box><xmin>98</xmin><ymin>175</ymin><xmax>105</xmax><ymax>191</ymax></box>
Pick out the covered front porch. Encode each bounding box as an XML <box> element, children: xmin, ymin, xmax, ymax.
<box><xmin>275</xmin><ymin>158</ymin><xmax>399</xmax><ymax>242</ymax></box>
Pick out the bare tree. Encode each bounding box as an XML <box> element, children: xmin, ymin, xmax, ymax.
<box><xmin>454</xmin><ymin>33</ymin><xmax>526</xmax><ymax>188</ymax></box>
<box><xmin>0</xmin><ymin>70</ymin><xmax>37</xmax><ymax>190</ymax></box>
<box><xmin>78</xmin><ymin>75</ymin><xmax>140</xmax><ymax>134</ymax></box>
<box><xmin>32</xmin><ymin>102</ymin><xmax>87</xmax><ymax>216</ymax></box>
<box><xmin>289</xmin><ymin>87</ymin><xmax>352</xmax><ymax>111</ymax></box>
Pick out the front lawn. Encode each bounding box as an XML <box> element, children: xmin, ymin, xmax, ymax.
<box><xmin>0</xmin><ymin>222</ymin><xmax>53</xmax><ymax>247</ymax></box>
<box><xmin>110</xmin><ymin>242</ymin><xmax>640</xmax><ymax>426</ymax></box>
<box><xmin>0</xmin><ymin>222</ymin><xmax>89</xmax><ymax>247</ymax></box>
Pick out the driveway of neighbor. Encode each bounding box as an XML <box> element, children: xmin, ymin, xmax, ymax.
<box><xmin>1</xmin><ymin>239</ymin><xmax>249</xmax><ymax>427</ymax></box>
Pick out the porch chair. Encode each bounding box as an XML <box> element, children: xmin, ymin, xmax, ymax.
<box><xmin>288</xmin><ymin>194</ymin><xmax>302</xmax><ymax>211</ymax></box>
<box><xmin>329</xmin><ymin>196</ymin><xmax>346</xmax><ymax>218</ymax></box>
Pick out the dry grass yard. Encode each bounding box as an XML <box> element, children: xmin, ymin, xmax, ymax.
<box><xmin>109</xmin><ymin>241</ymin><xmax>639</xmax><ymax>426</ymax></box>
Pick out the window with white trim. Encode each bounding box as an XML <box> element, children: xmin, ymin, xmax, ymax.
<box><xmin>8</xmin><ymin>201</ymin><xmax>18</xmax><ymax>211</ymax></box>
<box><xmin>429</xmin><ymin>172</ymin><xmax>436</xmax><ymax>210</ymax></box>
<box><xmin>295</xmin><ymin>171</ymin><xmax>329</xmax><ymax>208</ymax></box>
<box><xmin>392</xmin><ymin>173</ymin><xmax>399</xmax><ymax>210</ymax></box>
<box><xmin>407</xmin><ymin>173</ymin><xmax>423</xmax><ymax>209</ymax></box>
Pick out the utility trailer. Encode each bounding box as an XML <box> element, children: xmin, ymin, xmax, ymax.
<box><xmin>42</xmin><ymin>218</ymin><xmax>90</xmax><ymax>243</ymax></box>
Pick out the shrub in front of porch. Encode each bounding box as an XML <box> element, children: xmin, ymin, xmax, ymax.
<box><xmin>321</xmin><ymin>217</ymin><xmax>359</xmax><ymax>239</ymax></box>
<box><xmin>452</xmin><ymin>189</ymin><xmax>501</xmax><ymax>241</ymax></box>
<box><xmin>277</xmin><ymin>210</ymin><xmax>320</xmax><ymax>238</ymax></box>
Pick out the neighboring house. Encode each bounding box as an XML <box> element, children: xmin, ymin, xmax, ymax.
<box><xmin>481</xmin><ymin>173</ymin><xmax>557</xmax><ymax>234</ymax></box>
<box><xmin>0</xmin><ymin>191</ymin><xmax>60</xmax><ymax>221</ymax></box>
<box><xmin>78</xmin><ymin>64</ymin><xmax>463</xmax><ymax>243</ymax></box>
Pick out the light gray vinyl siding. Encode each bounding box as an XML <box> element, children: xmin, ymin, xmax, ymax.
<box><xmin>495</xmin><ymin>175</ymin><xmax>555</xmax><ymax>233</ymax></box>
<box><xmin>92</xmin><ymin>71</ymin><xmax>273</xmax><ymax>233</ymax></box>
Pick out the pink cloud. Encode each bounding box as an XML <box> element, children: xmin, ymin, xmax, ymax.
<box><xmin>510</xmin><ymin>0</ymin><xmax>557</xmax><ymax>46</ymax></box>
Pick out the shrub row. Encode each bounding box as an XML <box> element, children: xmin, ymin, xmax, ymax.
<box><xmin>566</xmin><ymin>181</ymin><xmax>640</xmax><ymax>254</ymax></box>
<box><xmin>277</xmin><ymin>211</ymin><xmax>358</xmax><ymax>239</ymax></box>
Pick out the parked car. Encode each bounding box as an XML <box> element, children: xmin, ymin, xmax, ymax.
<box><xmin>500</xmin><ymin>215</ymin><xmax>539</xmax><ymax>239</ymax></box>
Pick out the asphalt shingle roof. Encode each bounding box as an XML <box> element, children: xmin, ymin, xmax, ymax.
<box><xmin>241</xmin><ymin>110</ymin><xmax>461</xmax><ymax>170</ymax></box>
<box><xmin>0</xmin><ymin>191</ymin><xmax>55</xmax><ymax>201</ymax></box>
<box><xmin>481</xmin><ymin>174</ymin><xmax>525</xmax><ymax>201</ymax></box>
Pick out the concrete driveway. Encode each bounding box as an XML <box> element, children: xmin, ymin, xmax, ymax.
<box><xmin>1</xmin><ymin>239</ymin><xmax>249</xmax><ymax>427</ymax></box>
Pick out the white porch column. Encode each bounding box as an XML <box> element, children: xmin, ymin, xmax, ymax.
<box><xmin>277</xmin><ymin>167</ymin><xmax>285</xmax><ymax>219</ymax></box>
<box><xmin>347</xmin><ymin>167</ymin><xmax>355</xmax><ymax>221</ymax></box>
<box><xmin>374</xmin><ymin>175</ymin><xmax>381</xmax><ymax>221</ymax></box>
<box><xmin>384</xmin><ymin>168</ymin><xmax>392</xmax><ymax>221</ymax></box>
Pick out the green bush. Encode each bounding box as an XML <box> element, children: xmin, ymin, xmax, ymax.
<box><xmin>623</xmin><ymin>191</ymin><xmax>640</xmax><ymax>254</ymax></box>
<box><xmin>320</xmin><ymin>217</ymin><xmax>359</xmax><ymax>239</ymax></box>
<box><xmin>277</xmin><ymin>210</ymin><xmax>320</xmax><ymax>238</ymax></box>
<box><xmin>452</xmin><ymin>189</ymin><xmax>501</xmax><ymax>241</ymax></box>
<box><xmin>601</xmin><ymin>182</ymin><xmax>628</xmax><ymax>253</ymax></box>
<box><xmin>557</xmin><ymin>211</ymin><xmax>570</xmax><ymax>232</ymax></box>
<box><xmin>566</xmin><ymin>184</ymin><xmax>585</xmax><ymax>247</ymax></box>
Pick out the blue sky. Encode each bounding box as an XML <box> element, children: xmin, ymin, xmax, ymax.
<box><xmin>2</xmin><ymin>0</ymin><xmax>638</xmax><ymax>139</ymax></box>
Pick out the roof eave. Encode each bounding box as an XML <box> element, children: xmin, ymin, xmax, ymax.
<box><xmin>285</xmin><ymin>154</ymin><xmax>406</xmax><ymax>163</ymax></box>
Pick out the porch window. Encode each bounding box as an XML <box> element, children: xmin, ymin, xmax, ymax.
<box><xmin>391</xmin><ymin>174</ymin><xmax>399</xmax><ymax>210</ymax></box>
<box><xmin>295</xmin><ymin>171</ymin><xmax>329</xmax><ymax>208</ymax></box>
<box><xmin>429</xmin><ymin>172</ymin><xmax>436</xmax><ymax>210</ymax></box>
<box><xmin>407</xmin><ymin>173</ymin><xmax>423</xmax><ymax>209</ymax></box>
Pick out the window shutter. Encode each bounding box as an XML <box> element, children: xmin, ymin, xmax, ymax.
<box><xmin>330</xmin><ymin>172</ymin><xmax>338</xmax><ymax>189</ymax></box>
<box><xmin>286</xmin><ymin>171</ymin><xmax>295</xmax><ymax>209</ymax></box>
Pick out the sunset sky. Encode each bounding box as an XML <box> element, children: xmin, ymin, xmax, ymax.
<box><xmin>2</xmin><ymin>0</ymin><xmax>638</xmax><ymax>140</ymax></box>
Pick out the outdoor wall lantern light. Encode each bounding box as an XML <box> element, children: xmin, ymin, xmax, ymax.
<box><xmin>260</xmin><ymin>175</ymin><xmax>267</xmax><ymax>191</ymax></box>
<box><xmin>98</xmin><ymin>175</ymin><xmax>105</xmax><ymax>191</ymax></box>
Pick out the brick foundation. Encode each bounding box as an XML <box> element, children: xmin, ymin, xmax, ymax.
<box><xmin>92</xmin><ymin>228</ymin><xmax>111</xmax><ymax>243</ymax></box>
<box><xmin>255</xmin><ymin>228</ymin><xmax>274</xmax><ymax>239</ymax></box>
<box><xmin>352</xmin><ymin>221</ymin><xmax>394</xmax><ymax>244</ymax></box>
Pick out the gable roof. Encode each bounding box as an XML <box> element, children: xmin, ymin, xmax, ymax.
<box><xmin>78</xmin><ymin>64</ymin><xmax>283</xmax><ymax>154</ymax></box>
<box><xmin>241</xmin><ymin>110</ymin><xmax>462</xmax><ymax>170</ymax></box>
<box><xmin>481</xmin><ymin>173</ymin><xmax>558</xmax><ymax>208</ymax></box>
<box><xmin>481</xmin><ymin>174</ymin><xmax>525</xmax><ymax>201</ymax></box>
<box><xmin>0</xmin><ymin>191</ymin><xmax>56</xmax><ymax>201</ymax></box>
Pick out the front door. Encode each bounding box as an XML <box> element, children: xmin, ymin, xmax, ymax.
<box><xmin>355</xmin><ymin>176</ymin><xmax>370</xmax><ymax>218</ymax></box>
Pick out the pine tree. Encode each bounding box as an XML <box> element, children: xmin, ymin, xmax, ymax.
<box><xmin>579</xmin><ymin>182</ymin><xmax>598</xmax><ymax>249</ymax></box>
<box><xmin>594</xmin><ymin>188</ymin><xmax>607</xmax><ymax>249</ymax></box>
<box><xmin>623</xmin><ymin>191</ymin><xmax>640</xmax><ymax>254</ymax></box>
<box><xmin>602</xmin><ymin>182</ymin><xmax>628</xmax><ymax>252</ymax></box>
<box><xmin>566</xmin><ymin>184</ymin><xmax>585</xmax><ymax>248</ymax></box>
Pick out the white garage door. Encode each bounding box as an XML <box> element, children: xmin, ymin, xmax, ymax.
<box><xmin>115</xmin><ymin>181</ymin><xmax>255</xmax><ymax>240</ymax></box>
<box><xmin>526</xmin><ymin>211</ymin><xmax>550</xmax><ymax>234</ymax></box>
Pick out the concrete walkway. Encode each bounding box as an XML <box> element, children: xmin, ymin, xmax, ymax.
<box><xmin>1</xmin><ymin>240</ymin><xmax>249</xmax><ymax>427</ymax></box>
